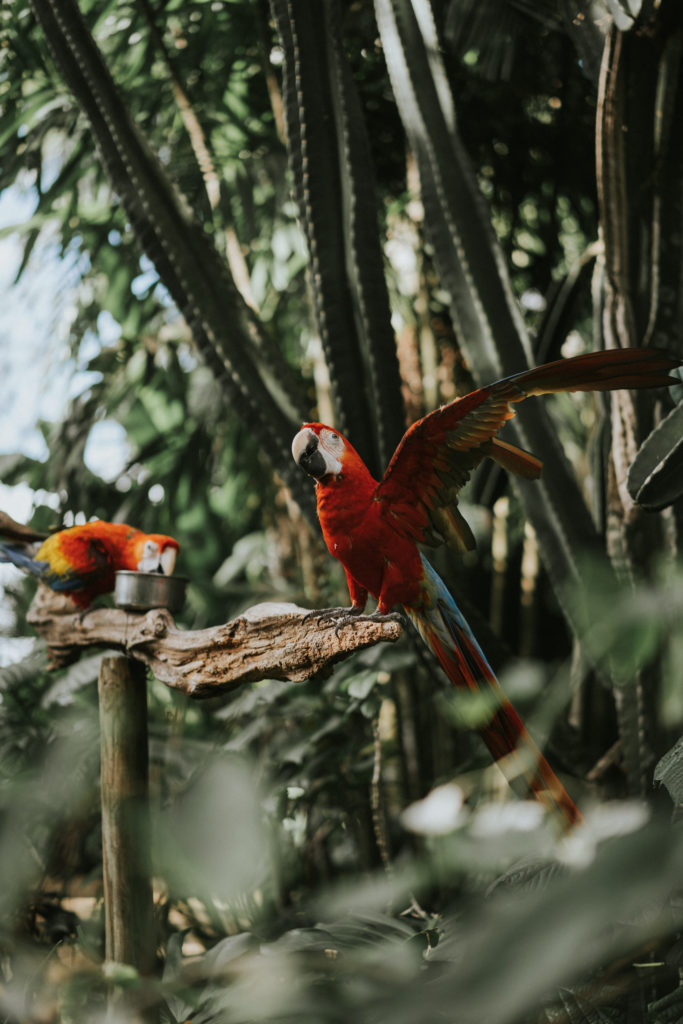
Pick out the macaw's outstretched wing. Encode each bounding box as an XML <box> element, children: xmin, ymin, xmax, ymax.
<box><xmin>375</xmin><ymin>347</ymin><xmax>681</xmax><ymax>554</ymax></box>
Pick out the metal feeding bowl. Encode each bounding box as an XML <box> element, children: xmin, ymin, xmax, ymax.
<box><xmin>114</xmin><ymin>570</ymin><xmax>187</xmax><ymax>614</ymax></box>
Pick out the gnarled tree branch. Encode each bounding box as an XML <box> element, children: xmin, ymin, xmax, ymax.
<box><xmin>27</xmin><ymin>588</ymin><xmax>402</xmax><ymax>698</ymax></box>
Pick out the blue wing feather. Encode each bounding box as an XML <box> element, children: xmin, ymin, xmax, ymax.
<box><xmin>0</xmin><ymin>543</ymin><xmax>84</xmax><ymax>590</ymax></box>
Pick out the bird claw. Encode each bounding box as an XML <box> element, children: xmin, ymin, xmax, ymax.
<box><xmin>363</xmin><ymin>610</ymin><xmax>406</xmax><ymax>627</ymax></box>
<box><xmin>332</xmin><ymin>609</ymin><xmax>406</xmax><ymax>638</ymax></box>
<box><xmin>302</xmin><ymin>606</ymin><xmax>404</xmax><ymax>638</ymax></box>
<box><xmin>302</xmin><ymin>605</ymin><xmax>364</xmax><ymax>628</ymax></box>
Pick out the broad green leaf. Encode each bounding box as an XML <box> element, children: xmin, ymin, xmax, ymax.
<box><xmin>347</xmin><ymin>669</ymin><xmax>379</xmax><ymax>700</ymax></box>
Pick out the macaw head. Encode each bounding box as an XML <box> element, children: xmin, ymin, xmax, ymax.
<box><xmin>128</xmin><ymin>534</ymin><xmax>180</xmax><ymax>575</ymax></box>
<box><xmin>292</xmin><ymin>423</ymin><xmax>349</xmax><ymax>480</ymax></box>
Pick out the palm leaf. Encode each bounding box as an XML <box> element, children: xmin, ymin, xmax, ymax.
<box><xmin>30</xmin><ymin>0</ymin><xmax>316</xmax><ymax>521</ymax></box>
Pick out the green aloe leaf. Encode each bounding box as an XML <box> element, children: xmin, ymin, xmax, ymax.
<box><xmin>648</xmin><ymin>983</ymin><xmax>683</xmax><ymax>1023</ymax></box>
<box><xmin>270</xmin><ymin>0</ymin><xmax>378</xmax><ymax>472</ymax></box>
<box><xmin>374</xmin><ymin>0</ymin><xmax>610</xmax><ymax>619</ymax></box>
<box><xmin>323</xmin><ymin>0</ymin><xmax>406</xmax><ymax>465</ymax></box>
<box><xmin>653</xmin><ymin>736</ymin><xmax>683</xmax><ymax>816</ymax></box>
<box><xmin>270</xmin><ymin>0</ymin><xmax>404</xmax><ymax>475</ymax></box>
<box><xmin>627</xmin><ymin>400</ymin><xmax>683</xmax><ymax>510</ymax></box>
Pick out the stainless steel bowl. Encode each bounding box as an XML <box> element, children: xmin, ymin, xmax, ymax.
<box><xmin>114</xmin><ymin>571</ymin><xmax>187</xmax><ymax>613</ymax></box>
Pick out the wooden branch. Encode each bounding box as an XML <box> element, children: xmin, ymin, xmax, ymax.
<box><xmin>98</xmin><ymin>656</ymin><xmax>155</xmax><ymax>975</ymax></box>
<box><xmin>0</xmin><ymin>509</ymin><xmax>48</xmax><ymax>542</ymax></box>
<box><xmin>27</xmin><ymin>587</ymin><xmax>403</xmax><ymax>698</ymax></box>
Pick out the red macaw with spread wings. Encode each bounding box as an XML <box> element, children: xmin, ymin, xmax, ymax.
<box><xmin>293</xmin><ymin>348</ymin><xmax>681</xmax><ymax>830</ymax></box>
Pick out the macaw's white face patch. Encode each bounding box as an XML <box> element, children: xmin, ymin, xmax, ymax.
<box><xmin>319</xmin><ymin>429</ymin><xmax>345</xmax><ymax>472</ymax></box>
<box><xmin>292</xmin><ymin>426</ymin><xmax>344</xmax><ymax>479</ymax></box>
<box><xmin>137</xmin><ymin>539</ymin><xmax>161</xmax><ymax>572</ymax></box>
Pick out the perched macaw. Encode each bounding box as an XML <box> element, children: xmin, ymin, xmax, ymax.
<box><xmin>0</xmin><ymin>520</ymin><xmax>179</xmax><ymax>608</ymax></box>
<box><xmin>292</xmin><ymin>348</ymin><xmax>681</xmax><ymax>830</ymax></box>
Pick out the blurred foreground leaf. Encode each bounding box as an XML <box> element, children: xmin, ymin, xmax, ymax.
<box><xmin>154</xmin><ymin>753</ymin><xmax>271</xmax><ymax>909</ymax></box>
<box><xmin>567</xmin><ymin>558</ymin><xmax>683</xmax><ymax>683</ymax></box>
<box><xmin>149</xmin><ymin>817</ymin><xmax>683</xmax><ymax>1024</ymax></box>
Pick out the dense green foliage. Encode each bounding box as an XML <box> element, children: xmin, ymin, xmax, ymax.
<box><xmin>1</xmin><ymin>0</ymin><xmax>683</xmax><ymax>1021</ymax></box>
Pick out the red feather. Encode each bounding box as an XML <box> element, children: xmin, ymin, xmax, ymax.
<box><xmin>376</xmin><ymin>347</ymin><xmax>681</xmax><ymax>552</ymax></box>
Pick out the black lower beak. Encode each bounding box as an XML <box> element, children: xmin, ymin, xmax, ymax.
<box><xmin>297</xmin><ymin>440</ymin><xmax>328</xmax><ymax>480</ymax></box>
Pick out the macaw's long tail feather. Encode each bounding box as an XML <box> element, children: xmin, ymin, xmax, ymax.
<box><xmin>508</xmin><ymin>347</ymin><xmax>680</xmax><ymax>398</ymax></box>
<box><xmin>0</xmin><ymin>543</ymin><xmax>45</xmax><ymax>577</ymax></box>
<box><xmin>0</xmin><ymin>543</ymin><xmax>85</xmax><ymax>599</ymax></box>
<box><xmin>405</xmin><ymin>556</ymin><xmax>581</xmax><ymax>832</ymax></box>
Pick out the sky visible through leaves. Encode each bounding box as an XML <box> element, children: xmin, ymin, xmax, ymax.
<box><xmin>0</xmin><ymin>181</ymin><xmax>130</xmax><ymax>661</ymax></box>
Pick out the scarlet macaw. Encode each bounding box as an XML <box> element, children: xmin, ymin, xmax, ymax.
<box><xmin>292</xmin><ymin>348</ymin><xmax>681</xmax><ymax>830</ymax></box>
<box><xmin>0</xmin><ymin>520</ymin><xmax>179</xmax><ymax>608</ymax></box>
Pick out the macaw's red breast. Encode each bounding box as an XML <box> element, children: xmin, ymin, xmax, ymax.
<box><xmin>315</xmin><ymin>472</ymin><xmax>425</xmax><ymax>611</ymax></box>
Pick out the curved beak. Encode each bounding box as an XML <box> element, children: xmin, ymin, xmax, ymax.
<box><xmin>292</xmin><ymin>428</ymin><xmax>328</xmax><ymax>480</ymax></box>
<box><xmin>160</xmin><ymin>546</ymin><xmax>177</xmax><ymax>575</ymax></box>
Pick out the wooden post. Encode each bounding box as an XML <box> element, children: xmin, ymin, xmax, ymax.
<box><xmin>98</xmin><ymin>655</ymin><xmax>155</xmax><ymax>977</ymax></box>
